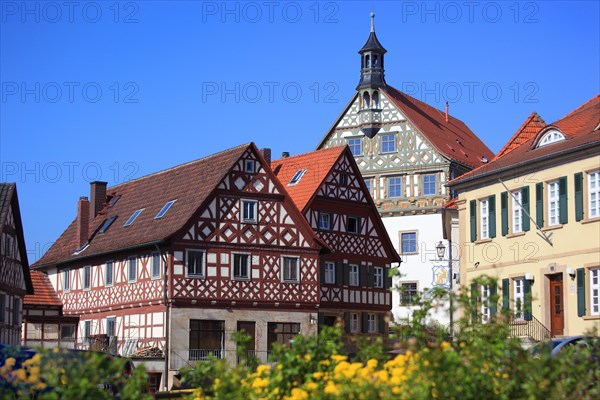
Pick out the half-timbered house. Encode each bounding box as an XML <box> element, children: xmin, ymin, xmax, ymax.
<box><xmin>0</xmin><ymin>183</ymin><xmax>33</xmax><ymax>345</ymax></box>
<box><xmin>272</xmin><ymin>147</ymin><xmax>400</xmax><ymax>347</ymax></box>
<box><xmin>22</xmin><ymin>270</ymin><xmax>79</xmax><ymax>349</ymax></box>
<box><xmin>316</xmin><ymin>15</ymin><xmax>494</xmax><ymax>326</ymax></box>
<box><xmin>32</xmin><ymin>143</ymin><xmax>327</xmax><ymax>389</ymax></box>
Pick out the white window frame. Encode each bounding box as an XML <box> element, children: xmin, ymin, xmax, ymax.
<box><xmin>347</xmin><ymin>138</ymin><xmax>363</xmax><ymax>156</ymax></box>
<box><xmin>400</xmin><ymin>282</ymin><xmax>418</xmax><ymax>305</ymax></box>
<box><xmin>590</xmin><ymin>267</ymin><xmax>599</xmax><ymax>316</ymax></box>
<box><xmin>388</xmin><ymin>177</ymin><xmax>402</xmax><ymax>198</ymax></box>
<box><xmin>481</xmin><ymin>284</ymin><xmax>490</xmax><ymax>323</ymax></box>
<box><xmin>367</xmin><ymin>313</ymin><xmax>377</xmax><ymax>333</ymax></box>
<box><xmin>83</xmin><ymin>265</ymin><xmax>91</xmax><ymax>290</ymax></box>
<box><xmin>514</xmin><ymin>277</ymin><xmax>525</xmax><ymax>319</ymax></box>
<box><xmin>318</xmin><ymin>212</ymin><xmax>331</xmax><ymax>230</ymax></box>
<box><xmin>186</xmin><ymin>249</ymin><xmax>206</xmax><ymax>278</ymax></box>
<box><xmin>374</xmin><ymin>267</ymin><xmax>384</xmax><ymax>288</ymax></box>
<box><xmin>548</xmin><ymin>180</ymin><xmax>560</xmax><ymax>226</ymax></box>
<box><xmin>241</xmin><ymin>199</ymin><xmax>258</xmax><ymax>223</ymax></box>
<box><xmin>349</xmin><ymin>264</ymin><xmax>359</xmax><ymax>286</ymax></box>
<box><xmin>400</xmin><ymin>231</ymin><xmax>418</xmax><ymax>254</ymax></box>
<box><xmin>324</xmin><ymin>261</ymin><xmax>335</xmax><ymax>284</ymax></box>
<box><xmin>106</xmin><ymin>317</ymin><xmax>116</xmax><ymax>337</ymax></box>
<box><xmin>232</xmin><ymin>253</ymin><xmax>251</xmax><ymax>280</ymax></box>
<box><xmin>288</xmin><ymin>169</ymin><xmax>307</xmax><ymax>186</ymax></box>
<box><xmin>350</xmin><ymin>313</ymin><xmax>359</xmax><ymax>333</ymax></box>
<box><xmin>281</xmin><ymin>256</ymin><xmax>300</xmax><ymax>283</ymax></box>
<box><xmin>480</xmin><ymin>198</ymin><xmax>489</xmax><ymax>240</ymax></box>
<box><xmin>588</xmin><ymin>170</ymin><xmax>600</xmax><ymax>218</ymax></box>
<box><xmin>512</xmin><ymin>189</ymin><xmax>523</xmax><ymax>233</ymax></box>
<box><xmin>128</xmin><ymin>256</ymin><xmax>137</xmax><ymax>283</ymax></box>
<box><xmin>84</xmin><ymin>320</ymin><xmax>91</xmax><ymax>343</ymax></box>
<box><xmin>105</xmin><ymin>261</ymin><xmax>114</xmax><ymax>287</ymax></box>
<box><xmin>63</xmin><ymin>270</ymin><xmax>70</xmax><ymax>292</ymax></box>
<box><xmin>538</xmin><ymin>129</ymin><xmax>566</xmax><ymax>147</ymax></box>
<box><xmin>423</xmin><ymin>174</ymin><xmax>437</xmax><ymax>196</ymax></box>
<box><xmin>380</xmin><ymin>134</ymin><xmax>396</xmax><ymax>153</ymax></box>
<box><xmin>151</xmin><ymin>252</ymin><xmax>161</xmax><ymax>279</ymax></box>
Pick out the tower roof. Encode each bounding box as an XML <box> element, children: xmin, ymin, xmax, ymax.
<box><xmin>358</xmin><ymin>13</ymin><xmax>387</xmax><ymax>54</ymax></box>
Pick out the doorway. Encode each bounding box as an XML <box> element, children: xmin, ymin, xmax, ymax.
<box><xmin>548</xmin><ymin>274</ymin><xmax>564</xmax><ymax>336</ymax></box>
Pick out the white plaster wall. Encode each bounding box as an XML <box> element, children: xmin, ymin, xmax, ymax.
<box><xmin>382</xmin><ymin>213</ymin><xmax>453</xmax><ymax>326</ymax></box>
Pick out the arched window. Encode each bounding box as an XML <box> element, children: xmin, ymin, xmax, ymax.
<box><xmin>365</xmin><ymin>55</ymin><xmax>370</xmax><ymax>68</ymax></box>
<box><xmin>373</xmin><ymin>55</ymin><xmax>378</xmax><ymax>67</ymax></box>
<box><xmin>363</xmin><ymin>92</ymin><xmax>371</xmax><ymax>108</ymax></box>
<box><xmin>372</xmin><ymin>91</ymin><xmax>379</xmax><ymax>109</ymax></box>
<box><xmin>537</xmin><ymin>129</ymin><xmax>566</xmax><ymax>147</ymax></box>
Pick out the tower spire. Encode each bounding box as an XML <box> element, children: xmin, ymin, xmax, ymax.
<box><xmin>370</xmin><ymin>12</ymin><xmax>375</xmax><ymax>33</ymax></box>
<box><xmin>357</xmin><ymin>13</ymin><xmax>387</xmax><ymax>90</ymax></box>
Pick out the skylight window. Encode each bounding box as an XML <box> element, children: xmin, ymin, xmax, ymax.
<box><xmin>288</xmin><ymin>169</ymin><xmax>306</xmax><ymax>186</ymax></box>
<box><xmin>108</xmin><ymin>195</ymin><xmax>121</xmax><ymax>208</ymax></box>
<box><xmin>73</xmin><ymin>242</ymin><xmax>89</xmax><ymax>256</ymax></box>
<box><xmin>537</xmin><ymin>129</ymin><xmax>566</xmax><ymax>147</ymax></box>
<box><xmin>155</xmin><ymin>200</ymin><xmax>176</xmax><ymax>219</ymax></box>
<box><xmin>98</xmin><ymin>216</ymin><xmax>117</xmax><ymax>234</ymax></box>
<box><xmin>124</xmin><ymin>209</ymin><xmax>144</xmax><ymax>227</ymax></box>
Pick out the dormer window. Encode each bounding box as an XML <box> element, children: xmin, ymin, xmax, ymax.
<box><xmin>537</xmin><ymin>129</ymin><xmax>566</xmax><ymax>147</ymax></box>
<box><xmin>288</xmin><ymin>169</ymin><xmax>306</xmax><ymax>186</ymax></box>
<box><xmin>155</xmin><ymin>200</ymin><xmax>176</xmax><ymax>219</ymax></box>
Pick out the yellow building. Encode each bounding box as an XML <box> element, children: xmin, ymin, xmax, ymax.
<box><xmin>448</xmin><ymin>95</ymin><xmax>600</xmax><ymax>338</ymax></box>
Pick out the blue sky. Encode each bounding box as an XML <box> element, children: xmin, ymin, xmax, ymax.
<box><xmin>1</xmin><ymin>1</ymin><xmax>598</xmax><ymax>263</ymax></box>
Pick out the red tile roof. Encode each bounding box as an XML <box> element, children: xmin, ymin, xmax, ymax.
<box><xmin>495</xmin><ymin>112</ymin><xmax>546</xmax><ymax>159</ymax></box>
<box><xmin>34</xmin><ymin>143</ymin><xmax>325</xmax><ymax>268</ymax></box>
<box><xmin>272</xmin><ymin>146</ymin><xmax>400</xmax><ymax>263</ymax></box>
<box><xmin>24</xmin><ymin>270</ymin><xmax>62</xmax><ymax>307</ymax></box>
<box><xmin>383</xmin><ymin>87</ymin><xmax>494</xmax><ymax>168</ymax></box>
<box><xmin>271</xmin><ymin>147</ymin><xmax>346</xmax><ymax>212</ymax></box>
<box><xmin>449</xmin><ymin>94</ymin><xmax>600</xmax><ymax>187</ymax></box>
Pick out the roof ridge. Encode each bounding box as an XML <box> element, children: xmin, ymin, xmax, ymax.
<box><xmin>108</xmin><ymin>143</ymin><xmax>251</xmax><ymax>191</ymax></box>
<box><xmin>494</xmin><ymin>112</ymin><xmax>546</xmax><ymax>160</ymax></box>
<box><xmin>271</xmin><ymin>146</ymin><xmax>345</xmax><ymax>165</ymax></box>
<box><xmin>551</xmin><ymin>94</ymin><xmax>600</xmax><ymax>125</ymax></box>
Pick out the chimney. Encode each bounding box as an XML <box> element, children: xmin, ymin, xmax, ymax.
<box><xmin>445</xmin><ymin>102</ymin><xmax>449</xmax><ymax>123</ymax></box>
<box><xmin>90</xmin><ymin>181</ymin><xmax>107</xmax><ymax>219</ymax></box>
<box><xmin>260</xmin><ymin>148</ymin><xmax>272</xmax><ymax>165</ymax></box>
<box><xmin>281</xmin><ymin>151</ymin><xmax>290</xmax><ymax>158</ymax></box>
<box><xmin>77</xmin><ymin>196</ymin><xmax>90</xmax><ymax>247</ymax></box>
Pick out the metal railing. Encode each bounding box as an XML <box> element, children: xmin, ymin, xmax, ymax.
<box><xmin>171</xmin><ymin>349</ymin><xmax>274</xmax><ymax>370</ymax></box>
<box><xmin>509</xmin><ymin>315</ymin><xmax>552</xmax><ymax>343</ymax></box>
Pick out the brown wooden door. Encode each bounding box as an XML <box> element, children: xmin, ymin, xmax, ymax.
<box><xmin>549</xmin><ymin>274</ymin><xmax>564</xmax><ymax>336</ymax></box>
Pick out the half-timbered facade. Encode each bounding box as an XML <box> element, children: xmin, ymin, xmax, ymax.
<box><xmin>33</xmin><ymin>144</ymin><xmax>326</xmax><ymax>389</ymax></box>
<box><xmin>272</xmin><ymin>147</ymin><xmax>400</xmax><ymax>347</ymax></box>
<box><xmin>316</xmin><ymin>15</ymin><xmax>493</xmax><ymax>325</ymax></box>
<box><xmin>22</xmin><ymin>270</ymin><xmax>79</xmax><ymax>349</ymax></box>
<box><xmin>0</xmin><ymin>183</ymin><xmax>33</xmax><ymax>345</ymax></box>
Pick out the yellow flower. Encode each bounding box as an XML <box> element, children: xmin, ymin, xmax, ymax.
<box><xmin>366</xmin><ymin>359</ymin><xmax>378</xmax><ymax>370</ymax></box>
<box><xmin>440</xmin><ymin>341</ymin><xmax>451</xmax><ymax>350</ymax></box>
<box><xmin>60</xmin><ymin>375</ymin><xmax>68</xmax><ymax>385</ymax></box>
<box><xmin>324</xmin><ymin>381</ymin><xmax>340</xmax><ymax>396</ymax></box>
<box><xmin>4</xmin><ymin>357</ymin><xmax>16</xmax><ymax>368</ymax></box>
<box><xmin>306</xmin><ymin>381</ymin><xmax>318</xmax><ymax>391</ymax></box>
<box><xmin>432</xmin><ymin>388</ymin><xmax>439</xmax><ymax>398</ymax></box>
<box><xmin>331</xmin><ymin>354</ymin><xmax>347</xmax><ymax>363</ymax></box>
<box><xmin>304</xmin><ymin>354</ymin><xmax>311</xmax><ymax>362</ymax></box>
<box><xmin>288</xmin><ymin>388</ymin><xmax>308</xmax><ymax>400</ymax></box>
<box><xmin>14</xmin><ymin>368</ymin><xmax>26</xmax><ymax>382</ymax></box>
<box><xmin>256</xmin><ymin>364</ymin><xmax>271</xmax><ymax>375</ymax></box>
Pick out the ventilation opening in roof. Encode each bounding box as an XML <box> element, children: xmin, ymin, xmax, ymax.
<box><xmin>99</xmin><ymin>216</ymin><xmax>117</xmax><ymax>234</ymax></box>
<box><xmin>288</xmin><ymin>169</ymin><xmax>306</xmax><ymax>186</ymax></box>
<box><xmin>124</xmin><ymin>209</ymin><xmax>144</xmax><ymax>227</ymax></box>
<box><xmin>155</xmin><ymin>200</ymin><xmax>177</xmax><ymax>219</ymax></box>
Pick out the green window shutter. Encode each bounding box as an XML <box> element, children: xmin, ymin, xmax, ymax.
<box><xmin>577</xmin><ymin>268</ymin><xmax>586</xmax><ymax>317</ymax></box>
<box><xmin>470</xmin><ymin>200</ymin><xmax>477</xmax><ymax>242</ymax></box>
<box><xmin>360</xmin><ymin>265</ymin><xmax>368</xmax><ymax>288</ymax></box>
<box><xmin>471</xmin><ymin>282</ymin><xmax>478</xmax><ymax>323</ymax></box>
<box><xmin>524</xmin><ymin>280</ymin><xmax>532</xmax><ymax>321</ymax></box>
<box><xmin>575</xmin><ymin>173</ymin><xmax>584</xmax><ymax>221</ymax></box>
<box><xmin>536</xmin><ymin>182</ymin><xmax>544</xmax><ymax>228</ymax></box>
<box><xmin>344</xmin><ymin>312</ymin><xmax>351</xmax><ymax>333</ymax></box>
<box><xmin>343</xmin><ymin>264</ymin><xmax>349</xmax><ymax>286</ymax></box>
<box><xmin>502</xmin><ymin>278</ymin><xmax>510</xmax><ymax>311</ymax></box>
<box><xmin>320</xmin><ymin>262</ymin><xmax>326</xmax><ymax>283</ymax></box>
<box><xmin>318</xmin><ymin>313</ymin><xmax>325</xmax><ymax>331</ymax></box>
<box><xmin>489</xmin><ymin>195</ymin><xmax>496</xmax><ymax>238</ymax></box>
<box><xmin>522</xmin><ymin>186</ymin><xmax>531</xmax><ymax>231</ymax></box>
<box><xmin>559</xmin><ymin>176</ymin><xmax>568</xmax><ymax>224</ymax></box>
<box><xmin>336</xmin><ymin>263</ymin><xmax>343</xmax><ymax>285</ymax></box>
<box><xmin>490</xmin><ymin>283</ymin><xmax>498</xmax><ymax>319</ymax></box>
<box><xmin>501</xmin><ymin>192</ymin><xmax>508</xmax><ymax>236</ymax></box>
<box><xmin>378</xmin><ymin>314</ymin><xmax>385</xmax><ymax>334</ymax></box>
<box><xmin>385</xmin><ymin>268</ymin><xmax>392</xmax><ymax>289</ymax></box>
<box><xmin>361</xmin><ymin>313</ymin><xmax>369</xmax><ymax>333</ymax></box>
<box><xmin>368</xmin><ymin>266</ymin><xmax>375</xmax><ymax>287</ymax></box>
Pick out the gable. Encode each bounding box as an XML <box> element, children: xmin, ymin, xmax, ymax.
<box><xmin>316</xmin><ymin>152</ymin><xmax>368</xmax><ymax>203</ymax></box>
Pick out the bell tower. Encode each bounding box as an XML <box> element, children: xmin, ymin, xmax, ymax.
<box><xmin>357</xmin><ymin>13</ymin><xmax>387</xmax><ymax>138</ymax></box>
